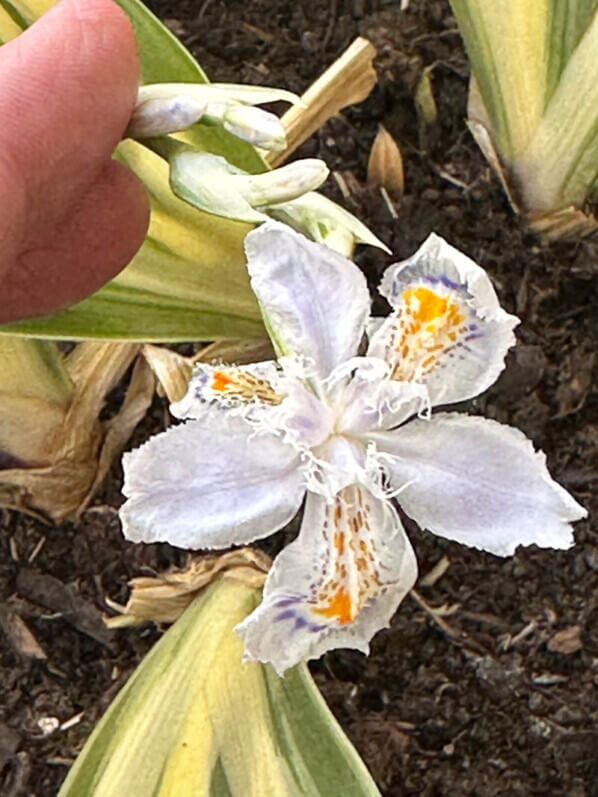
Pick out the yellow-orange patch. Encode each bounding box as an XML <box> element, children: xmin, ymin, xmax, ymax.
<box><xmin>313</xmin><ymin>588</ymin><xmax>354</xmax><ymax>624</ymax></box>
<box><xmin>385</xmin><ymin>285</ymin><xmax>467</xmax><ymax>382</ymax></box>
<box><xmin>211</xmin><ymin>370</ymin><xmax>234</xmax><ymax>392</ymax></box>
<box><xmin>208</xmin><ymin>368</ymin><xmax>284</xmax><ymax>405</ymax></box>
<box><xmin>403</xmin><ymin>286</ymin><xmax>450</xmax><ymax>323</ymax></box>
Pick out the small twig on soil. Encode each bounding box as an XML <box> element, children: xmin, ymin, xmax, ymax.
<box><xmin>8</xmin><ymin>537</ymin><xmax>18</xmax><ymax>562</ymax></box>
<box><xmin>332</xmin><ymin>171</ymin><xmax>352</xmax><ymax>201</ymax></box>
<box><xmin>380</xmin><ymin>187</ymin><xmax>399</xmax><ymax>219</ymax></box>
<box><xmin>410</xmin><ymin>589</ymin><xmax>462</xmax><ymax>639</ymax></box>
<box><xmin>410</xmin><ymin>589</ymin><xmax>489</xmax><ymax>656</ymax></box>
<box><xmin>459</xmin><ymin>611</ymin><xmax>510</xmax><ymax>630</ymax></box>
<box><xmin>499</xmin><ymin>619</ymin><xmax>537</xmax><ymax>651</ymax></box>
<box><xmin>241</xmin><ymin>22</ymin><xmax>273</xmax><ymax>42</ymax></box>
<box><xmin>27</xmin><ymin>536</ymin><xmax>46</xmax><ymax>564</ymax></box>
<box><xmin>82</xmin><ymin>504</ymin><xmax>119</xmax><ymax>516</ymax></box>
<box><xmin>419</xmin><ymin>555</ymin><xmax>450</xmax><ymax>587</ymax></box>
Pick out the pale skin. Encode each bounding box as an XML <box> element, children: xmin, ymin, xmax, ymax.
<box><xmin>0</xmin><ymin>0</ymin><xmax>150</xmax><ymax>323</ymax></box>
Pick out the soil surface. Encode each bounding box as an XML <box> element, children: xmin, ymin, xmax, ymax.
<box><xmin>1</xmin><ymin>1</ymin><xmax>597</xmax><ymax>795</ymax></box>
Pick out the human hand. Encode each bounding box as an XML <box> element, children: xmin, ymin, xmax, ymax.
<box><xmin>0</xmin><ymin>0</ymin><xmax>150</xmax><ymax>323</ymax></box>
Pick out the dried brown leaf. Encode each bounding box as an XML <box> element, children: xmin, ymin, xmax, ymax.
<box><xmin>195</xmin><ymin>337</ymin><xmax>275</xmax><ymax>366</ymax></box>
<box><xmin>547</xmin><ymin>625</ymin><xmax>583</xmax><ymax>655</ymax></box>
<box><xmin>142</xmin><ymin>344</ymin><xmax>192</xmax><ymax>403</ymax></box>
<box><xmin>79</xmin><ymin>356</ymin><xmax>155</xmax><ymax>516</ymax></box>
<box><xmin>526</xmin><ymin>206</ymin><xmax>598</xmax><ymax>240</ymax></box>
<box><xmin>0</xmin><ymin>605</ymin><xmax>47</xmax><ymax>660</ymax></box>
<box><xmin>106</xmin><ymin>548</ymin><xmax>271</xmax><ymax>627</ymax></box>
<box><xmin>267</xmin><ymin>37</ymin><xmax>377</xmax><ymax>167</ymax></box>
<box><xmin>16</xmin><ymin>568</ymin><xmax>115</xmax><ymax>650</ymax></box>
<box><xmin>367</xmin><ymin>125</ymin><xmax>404</xmax><ymax>197</ymax></box>
<box><xmin>0</xmin><ymin>343</ymin><xmax>150</xmax><ymax>522</ymax></box>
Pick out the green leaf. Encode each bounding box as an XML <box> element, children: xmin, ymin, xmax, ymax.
<box><xmin>58</xmin><ymin>578</ymin><xmax>380</xmax><ymax>797</ymax></box>
<box><xmin>450</xmin><ymin>0</ymin><xmax>598</xmax><ymax>218</ymax></box>
<box><xmin>117</xmin><ymin>0</ymin><xmax>208</xmax><ymax>84</ymax></box>
<box><xmin>517</xmin><ymin>7</ymin><xmax>598</xmax><ymax>209</ymax></box>
<box><xmin>0</xmin><ymin>1</ymin><xmax>26</xmax><ymax>38</ymax></box>
<box><xmin>0</xmin><ymin>0</ymin><xmax>33</xmax><ymax>27</ymax></box>
<box><xmin>449</xmin><ymin>0</ymin><xmax>550</xmax><ymax>164</ymax></box>
<box><xmin>545</xmin><ymin>0</ymin><xmax>598</xmax><ymax>101</ymax></box>
<box><xmin>0</xmin><ymin>338</ymin><xmax>72</xmax><ymax>402</ymax></box>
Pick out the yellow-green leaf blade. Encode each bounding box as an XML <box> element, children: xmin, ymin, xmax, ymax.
<box><xmin>450</xmin><ymin>0</ymin><xmax>550</xmax><ymax>163</ymax></box>
<box><xmin>0</xmin><ymin>2</ymin><xmax>25</xmax><ymax>40</ymax></box>
<box><xmin>516</xmin><ymin>8</ymin><xmax>598</xmax><ymax>209</ymax></box>
<box><xmin>545</xmin><ymin>0</ymin><xmax>598</xmax><ymax>101</ymax></box>
<box><xmin>58</xmin><ymin>578</ymin><xmax>381</xmax><ymax>797</ymax></box>
<box><xmin>0</xmin><ymin>338</ymin><xmax>73</xmax><ymax>464</ymax></box>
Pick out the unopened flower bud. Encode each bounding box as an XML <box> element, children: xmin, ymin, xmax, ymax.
<box><xmin>169</xmin><ymin>151</ymin><xmax>328</xmax><ymax>224</ymax></box>
<box><xmin>127</xmin><ymin>83</ymin><xmax>300</xmax><ymax>149</ymax></box>
<box><xmin>235</xmin><ymin>159</ymin><xmax>329</xmax><ymax>206</ymax></box>
<box><xmin>221</xmin><ymin>105</ymin><xmax>287</xmax><ymax>152</ymax></box>
<box><xmin>267</xmin><ymin>192</ymin><xmax>391</xmax><ymax>254</ymax></box>
<box><xmin>127</xmin><ymin>95</ymin><xmax>207</xmax><ymax>138</ymax></box>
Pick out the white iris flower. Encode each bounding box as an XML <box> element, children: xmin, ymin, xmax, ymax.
<box><xmin>120</xmin><ymin>222</ymin><xmax>586</xmax><ymax>675</ymax></box>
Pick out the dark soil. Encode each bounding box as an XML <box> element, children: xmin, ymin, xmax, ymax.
<box><xmin>1</xmin><ymin>1</ymin><xmax>597</xmax><ymax>795</ymax></box>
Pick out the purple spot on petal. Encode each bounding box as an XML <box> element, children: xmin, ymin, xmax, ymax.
<box><xmin>275</xmin><ymin>610</ymin><xmax>296</xmax><ymax>622</ymax></box>
<box><xmin>275</xmin><ymin>598</ymin><xmax>299</xmax><ymax>608</ymax></box>
<box><xmin>310</xmin><ymin>623</ymin><xmax>327</xmax><ymax>633</ymax></box>
<box><xmin>423</xmin><ymin>274</ymin><xmax>463</xmax><ymax>292</ymax></box>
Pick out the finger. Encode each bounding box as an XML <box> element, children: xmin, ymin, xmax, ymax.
<box><xmin>0</xmin><ymin>159</ymin><xmax>150</xmax><ymax>322</ymax></box>
<box><xmin>0</xmin><ymin>0</ymin><xmax>141</xmax><ymax>242</ymax></box>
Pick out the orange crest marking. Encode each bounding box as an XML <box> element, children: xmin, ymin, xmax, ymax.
<box><xmin>313</xmin><ymin>587</ymin><xmax>353</xmax><ymax>625</ymax></box>
<box><xmin>208</xmin><ymin>367</ymin><xmax>285</xmax><ymax>405</ymax></box>
<box><xmin>311</xmin><ymin>486</ymin><xmax>382</xmax><ymax>627</ymax></box>
<box><xmin>385</xmin><ymin>285</ymin><xmax>467</xmax><ymax>382</ymax></box>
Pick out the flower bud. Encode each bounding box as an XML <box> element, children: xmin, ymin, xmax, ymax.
<box><xmin>267</xmin><ymin>192</ymin><xmax>391</xmax><ymax>254</ymax></box>
<box><xmin>127</xmin><ymin>95</ymin><xmax>207</xmax><ymax>138</ymax></box>
<box><xmin>169</xmin><ymin>151</ymin><xmax>328</xmax><ymax>223</ymax></box>
<box><xmin>126</xmin><ymin>83</ymin><xmax>300</xmax><ymax>149</ymax></box>
<box><xmin>235</xmin><ymin>159</ymin><xmax>329</xmax><ymax>206</ymax></box>
<box><xmin>221</xmin><ymin>104</ymin><xmax>287</xmax><ymax>151</ymax></box>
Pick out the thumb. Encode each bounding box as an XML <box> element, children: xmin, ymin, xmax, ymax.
<box><xmin>0</xmin><ymin>0</ymin><xmax>150</xmax><ymax>322</ymax></box>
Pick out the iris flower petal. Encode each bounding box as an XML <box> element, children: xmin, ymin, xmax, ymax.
<box><xmin>372</xmin><ymin>413</ymin><xmax>587</xmax><ymax>556</ymax></box>
<box><xmin>332</xmin><ymin>357</ymin><xmax>429</xmax><ymax>435</ymax></box>
<box><xmin>121</xmin><ymin>416</ymin><xmax>306</xmax><ymax>550</ymax></box>
<box><xmin>171</xmin><ymin>361</ymin><xmax>284</xmax><ymax>421</ymax></box>
<box><xmin>368</xmin><ymin>233</ymin><xmax>519</xmax><ymax>406</ymax></box>
<box><xmin>237</xmin><ymin>485</ymin><xmax>418</xmax><ymax>675</ymax></box>
<box><xmin>245</xmin><ymin>221</ymin><xmax>370</xmax><ymax>381</ymax></box>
